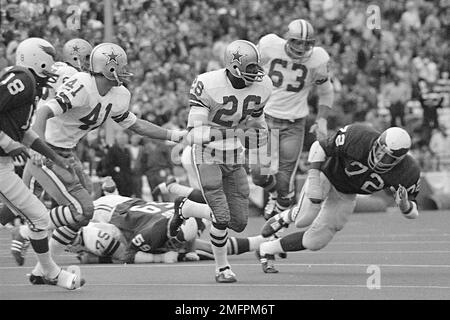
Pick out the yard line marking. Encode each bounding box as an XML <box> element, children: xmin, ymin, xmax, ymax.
<box><xmin>1</xmin><ymin>283</ymin><xmax>450</xmax><ymax>290</ymax></box>
<box><xmin>1</xmin><ymin>250</ymin><xmax>449</xmax><ymax>258</ymax></box>
<box><xmin>337</xmin><ymin>234</ymin><xmax>450</xmax><ymax>238</ymax></box>
<box><xmin>2</xmin><ymin>262</ymin><xmax>450</xmax><ymax>270</ymax></box>
<box><xmin>331</xmin><ymin>240</ymin><xmax>450</xmax><ymax>244</ymax></box>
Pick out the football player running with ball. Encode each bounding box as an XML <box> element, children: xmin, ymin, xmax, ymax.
<box><xmin>14</xmin><ymin>42</ymin><xmax>186</xmax><ymax>282</ymax></box>
<box><xmin>258</xmin><ymin>124</ymin><xmax>421</xmax><ymax>273</ymax></box>
<box><xmin>185</xmin><ymin>39</ymin><xmax>273</xmax><ymax>282</ymax></box>
<box><xmin>252</xmin><ymin>19</ymin><xmax>334</xmax><ymax>223</ymax></box>
<box><xmin>0</xmin><ymin>38</ymin><xmax>84</xmax><ymax>289</ymax></box>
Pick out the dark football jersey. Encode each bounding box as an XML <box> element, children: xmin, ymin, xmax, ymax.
<box><xmin>0</xmin><ymin>66</ymin><xmax>37</xmax><ymax>156</ymax></box>
<box><xmin>319</xmin><ymin>124</ymin><xmax>421</xmax><ymax>199</ymax></box>
<box><xmin>110</xmin><ymin>198</ymin><xmax>175</xmax><ymax>253</ymax></box>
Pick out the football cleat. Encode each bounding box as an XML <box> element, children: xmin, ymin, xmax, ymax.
<box><xmin>28</xmin><ymin>266</ymin><xmax>85</xmax><ymax>290</ymax></box>
<box><xmin>215</xmin><ymin>266</ymin><xmax>237</xmax><ymax>283</ymax></box>
<box><xmin>263</xmin><ymin>193</ymin><xmax>278</xmax><ymax>220</ymax></box>
<box><xmin>255</xmin><ymin>250</ymin><xmax>279</xmax><ymax>274</ymax></box>
<box><xmin>261</xmin><ymin>214</ymin><xmax>289</xmax><ymax>238</ymax></box>
<box><xmin>10</xmin><ymin>226</ymin><xmax>30</xmax><ymax>266</ymax></box>
<box><xmin>152</xmin><ymin>176</ymin><xmax>178</xmax><ymax>198</ymax></box>
<box><xmin>168</xmin><ymin>197</ymin><xmax>187</xmax><ymax>237</ymax></box>
<box><xmin>27</xmin><ymin>273</ymin><xmax>46</xmax><ymax>285</ymax></box>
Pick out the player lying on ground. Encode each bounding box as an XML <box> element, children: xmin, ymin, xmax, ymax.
<box><xmin>69</xmin><ymin>189</ymin><xmax>268</xmax><ymax>264</ymax></box>
<box><xmin>257</xmin><ymin>124</ymin><xmax>421</xmax><ymax>273</ymax></box>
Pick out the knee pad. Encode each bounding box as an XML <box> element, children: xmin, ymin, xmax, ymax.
<box><xmin>27</xmin><ymin>228</ymin><xmax>48</xmax><ymax>241</ymax></box>
<box><xmin>30</xmin><ymin>210</ymin><xmax>50</xmax><ymax>232</ymax></box>
<box><xmin>70</xmin><ymin>201</ymin><xmax>94</xmax><ymax>224</ymax></box>
<box><xmin>228</xmin><ymin>218</ymin><xmax>247</xmax><ymax>233</ymax></box>
<box><xmin>212</xmin><ymin>222</ymin><xmax>228</xmax><ymax>230</ymax></box>
<box><xmin>252</xmin><ymin>173</ymin><xmax>276</xmax><ymax>190</ymax></box>
<box><xmin>294</xmin><ymin>203</ymin><xmax>321</xmax><ymax>228</ymax></box>
<box><xmin>303</xmin><ymin>226</ymin><xmax>334</xmax><ymax>251</ymax></box>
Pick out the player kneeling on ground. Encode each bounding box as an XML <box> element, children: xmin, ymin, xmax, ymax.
<box><xmin>258</xmin><ymin>124</ymin><xmax>420</xmax><ymax>273</ymax></box>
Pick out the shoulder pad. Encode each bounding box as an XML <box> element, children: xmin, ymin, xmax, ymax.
<box><xmin>53</xmin><ymin>61</ymin><xmax>68</xmax><ymax>69</ymax></box>
<box><xmin>308</xmin><ymin>47</ymin><xmax>330</xmax><ymax>68</ymax></box>
<box><xmin>259</xmin><ymin>33</ymin><xmax>284</xmax><ymax>49</ymax></box>
<box><xmin>112</xmin><ymin>84</ymin><xmax>132</xmax><ymax>99</ymax></box>
<box><xmin>3</xmin><ymin>66</ymin><xmax>36</xmax><ymax>91</ymax></box>
<box><xmin>197</xmin><ymin>69</ymin><xmax>227</xmax><ymax>90</ymax></box>
<box><xmin>261</xmin><ymin>75</ymin><xmax>274</xmax><ymax>91</ymax></box>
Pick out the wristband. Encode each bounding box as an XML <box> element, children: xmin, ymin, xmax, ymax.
<box><xmin>0</xmin><ymin>132</ymin><xmax>19</xmax><ymax>153</ymax></box>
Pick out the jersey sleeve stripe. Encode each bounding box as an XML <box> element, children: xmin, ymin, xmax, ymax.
<box><xmin>315</xmin><ymin>78</ymin><xmax>328</xmax><ymax>85</ymax></box>
<box><xmin>189</xmin><ymin>94</ymin><xmax>209</xmax><ymax>108</ymax></box>
<box><xmin>55</xmin><ymin>92</ymin><xmax>72</xmax><ymax>113</ymax></box>
<box><xmin>104</xmin><ymin>238</ymin><xmax>121</xmax><ymax>256</ymax></box>
<box><xmin>251</xmin><ymin>109</ymin><xmax>264</xmax><ymax>117</ymax></box>
<box><xmin>112</xmin><ymin>111</ymin><xmax>130</xmax><ymax>123</ymax></box>
<box><xmin>189</xmin><ymin>100</ymin><xmax>210</xmax><ymax>109</ymax></box>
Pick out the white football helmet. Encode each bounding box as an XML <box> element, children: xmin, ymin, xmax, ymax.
<box><xmin>224</xmin><ymin>40</ymin><xmax>265</xmax><ymax>86</ymax></box>
<box><xmin>63</xmin><ymin>38</ymin><xmax>93</xmax><ymax>71</ymax></box>
<box><xmin>89</xmin><ymin>43</ymin><xmax>133</xmax><ymax>86</ymax></box>
<box><xmin>15</xmin><ymin>37</ymin><xmax>56</xmax><ymax>79</ymax></box>
<box><xmin>284</xmin><ymin>19</ymin><xmax>315</xmax><ymax>62</ymax></box>
<box><xmin>368</xmin><ymin>127</ymin><xmax>411</xmax><ymax>173</ymax></box>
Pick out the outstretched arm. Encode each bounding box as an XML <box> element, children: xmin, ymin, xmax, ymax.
<box><xmin>128</xmin><ymin>118</ymin><xmax>186</xmax><ymax>143</ymax></box>
<box><xmin>390</xmin><ymin>185</ymin><xmax>419</xmax><ymax>219</ymax></box>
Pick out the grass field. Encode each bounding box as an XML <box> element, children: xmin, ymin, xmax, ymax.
<box><xmin>1</xmin><ymin>209</ymin><xmax>449</xmax><ymax>300</ymax></box>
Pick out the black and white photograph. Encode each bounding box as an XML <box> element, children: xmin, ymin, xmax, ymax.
<box><xmin>0</xmin><ymin>0</ymin><xmax>449</xmax><ymax>309</ymax></box>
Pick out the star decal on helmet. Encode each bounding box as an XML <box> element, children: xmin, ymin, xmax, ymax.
<box><xmin>72</xmin><ymin>45</ymin><xmax>80</xmax><ymax>53</ymax></box>
<box><xmin>103</xmin><ymin>49</ymin><xmax>121</xmax><ymax>65</ymax></box>
<box><xmin>231</xmin><ymin>49</ymin><xmax>246</xmax><ymax>65</ymax></box>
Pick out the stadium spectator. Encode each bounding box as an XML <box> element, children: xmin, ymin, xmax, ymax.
<box><xmin>102</xmin><ymin>131</ymin><xmax>133</xmax><ymax>197</ymax></box>
<box><xmin>1</xmin><ymin>0</ymin><xmax>449</xmax><ymax>177</ymax></box>
<box><xmin>129</xmin><ymin>134</ymin><xmax>145</xmax><ymax>198</ymax></box>
<box><xmin>382</xmin><ymin>73</ymin><xmax>412</xmax><ymax>127</ymax></box>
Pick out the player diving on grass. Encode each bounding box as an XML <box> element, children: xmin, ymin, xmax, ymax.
<box><xmin>256</xmin><ymin>124</ymin><xmax>421</xmax><ymax>273</ymax></box>
<box><xmin>3</xmin><ymin>42</ymin><xmax>187</xmax><ymax>282</ymax></box>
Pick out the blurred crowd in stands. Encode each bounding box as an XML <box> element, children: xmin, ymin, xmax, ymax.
<box><xmin>1</xmin><ymin>0</ymin><xmax>450</xmax><ymax>198</ymax></box>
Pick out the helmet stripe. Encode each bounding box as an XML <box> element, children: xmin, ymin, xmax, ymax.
<box><xmin>240</xmin><ymin>40</ymin><xmax>261</xmax><ymax>63</ymax></box>
<box><xmin>301</xmin><ymin>19</ymin><xmax>307</xmax><ymax>39</ymax></box>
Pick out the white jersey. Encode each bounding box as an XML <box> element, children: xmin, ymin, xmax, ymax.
<box><xmin>45</xmin><ymin>72</ymin><xmax>137</xmax><ymax>148</ymax></box>
<box><xmin>37</xmin><ymin>62</ymin><xmax>78</xmax><ymax>109</ymax></box>
<box><xmin>92</xmin><ymin>195</ymin><xmax>132</xmax><ymax>223</ymax></box>
<box><xmin>188</xmin><ymin>68</ymin><xmax>273</xmax><ymax>150</ymax></box>
<box><xmin>258</xmin><ymin>34</ymin><xmax>330</xmax><ymax>120</ymax></box>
